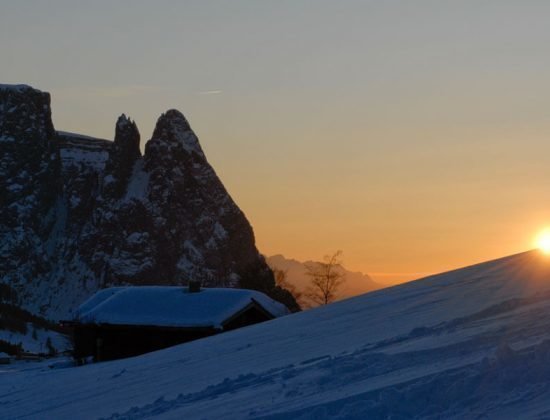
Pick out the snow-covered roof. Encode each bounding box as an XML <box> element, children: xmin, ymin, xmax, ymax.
<box><xmin>0</xmin><ymin>352</ymin><xmax>9</xmax><ymax>358</ymax></box>
<box><xmin>75</xmin><ymin>286</ymin><xmax>289</xmax><ymax>329</ymax></box>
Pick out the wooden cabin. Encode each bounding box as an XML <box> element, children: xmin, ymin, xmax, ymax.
<box><xmin>70</xmin><ymin>285</ymin><xmax>288</xmax><ymax>362</ymax></box>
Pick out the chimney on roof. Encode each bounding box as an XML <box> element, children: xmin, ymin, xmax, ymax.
<box><xmin>188</xmin><ymin>280</ymin><xmax>201</xmax><ymax>293</ymax></box>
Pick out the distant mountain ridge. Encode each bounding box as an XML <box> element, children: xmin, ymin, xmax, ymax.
<box><xmin>0</xmin><ymin>83</ymin><xmax>296</xmax><ymax>324</ymax></box>
<box><xmin>267</xmin><ymin>254</ymin><xmax>383</xmax><ymax>305</ymax></box>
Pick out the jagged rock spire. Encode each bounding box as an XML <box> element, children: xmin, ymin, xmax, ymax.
<box><xmin>102</xmin><ymin>114</ymin><xmax>141</xmax><ymax>199</ymax></box>
<box><xmin>145</xmin><ymin>109</ymin><xmax>205</xmax><ymax>164</ymax></box>
<box><xmin>114</xmin><ymin>114</ymin><xmax>140</xmax><ymax>160</ymax></box>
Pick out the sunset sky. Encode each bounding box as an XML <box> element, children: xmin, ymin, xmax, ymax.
<box><xmin>3</xmin><ymin>1</ymin><xmax>550</xmax><ymax>283</ymax></box>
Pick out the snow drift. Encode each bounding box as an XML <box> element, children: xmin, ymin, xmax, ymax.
<box><xmin>2</xmin><ymin>250</ymin><xmax>550</xmax><ymax>419</ymax></box>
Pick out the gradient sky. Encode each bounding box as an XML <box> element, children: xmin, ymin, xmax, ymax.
<box><xmin>3</xmin><ymin>1</ymin><xmax>550</xmax><ymax>283</ymax></box>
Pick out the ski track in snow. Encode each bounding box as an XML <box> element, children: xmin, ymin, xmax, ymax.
<box><xmin>2</xmin><ymin>250</ymin><xmax>550</xmax><ymax>419</ymax></box>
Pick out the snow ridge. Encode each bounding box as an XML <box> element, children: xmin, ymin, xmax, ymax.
<box><xmin>2</xmin><ymin>250</ymin><xmax>550</xmax><ymax>418</ymax></box>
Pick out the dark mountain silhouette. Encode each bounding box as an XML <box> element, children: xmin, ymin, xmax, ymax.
<box><xmin>0</xmin><ymin>84</ymin><xmax>297</xmax><ymax>322</ymax></box>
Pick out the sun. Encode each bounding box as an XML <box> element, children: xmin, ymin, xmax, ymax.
<box><xmin>536</xmin><ymin>230</ymin><xmax>550</xmax><ymax>254</ymax></box>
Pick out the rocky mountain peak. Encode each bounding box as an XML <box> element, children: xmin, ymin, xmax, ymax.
<box><xmin>102</xmin><ymin>114</ymin><xmax>141</xmax><ymax>199</ymax></box>
<box><xmin>145</xmin><ymin>109</ymin><xmax>204</xmax><ymax>164</ymax></box>
<box><xmin>0</xmin><ymin>84</ymin><xmax>55</xmax><ymax>144</ymax></box>
<box><xmin>154</xmin><ymin>109</ymin><xmax>191</xmax><ymax>134</ymax></box>
<box><xmin>0</xmin><ymin>84</ymin><xmax>60</xmax><ymax>296</ymax></box>
<box><xmin>113</xmin><ymin>114</ymin><xmax>140</xmax><ymax>159</ymax></box>
<box><xmin>0</xmin><ymin>84</ymin><xmax>299</xmax><ymax>319</ymax></box>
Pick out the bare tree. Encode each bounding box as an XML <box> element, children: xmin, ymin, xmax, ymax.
<box><xmin>272</xmin><ymin>266</ymin><xmax>303</xmax><ymax>306</ymax></box>
<box><xmin>305</xmin><ymin>250</ymin><xmax>346</xmax><ymax>306</ymax></box>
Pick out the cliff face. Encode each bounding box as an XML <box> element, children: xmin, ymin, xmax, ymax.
<box><xmin>0</xmin><ymin>85</ymin><xmax>61</xmax><ymax>316</ymax></box>
<box><xmin>0</xmin><ymin>84</ymin><xmax>296</xmax><ymax>319</ymax></box>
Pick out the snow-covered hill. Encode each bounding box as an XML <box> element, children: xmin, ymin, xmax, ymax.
<box><xmin>3</xmin><ymin>249</ymin><xmax>550</xmax><ymax>418</ymax></box>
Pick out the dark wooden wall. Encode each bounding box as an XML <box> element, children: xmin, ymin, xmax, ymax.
<box><xmin>73</xmin><ymin>305</ymin><xmax>274</xmax><ymax>362</ymax></box>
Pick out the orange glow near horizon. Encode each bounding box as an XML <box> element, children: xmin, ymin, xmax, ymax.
<box><xmin>4</xmin><ymin>3</ymin><xmax>550</xmax><ymax>288</ymax></box>
<box><xmin>536</xmin><ymin>230</ymin><xmax>550</xmax><ymax>255</ymax></box>
<box><xmin>253</xmin><ymin>217</ymin><xmax>550</xmax><ymax>286</ymax></box>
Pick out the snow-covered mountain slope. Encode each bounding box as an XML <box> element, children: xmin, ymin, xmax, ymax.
<box><xmin>0</xmin><ymin>284</ymin><xmax>69</xmax><ymax>355</ymax></box>
<box><xmin>0</xmin><ymin>84</ymin><xmax>296</xmax><ymax>321</ymax></box>
<box><xmin>268</xmin><ymin>254</ymin><xmax>382</xmax><ymax>306</ymax></box>
<box><xmin>0</xmin><ymin>326</ymin><xmax>69</xmax><ymax>355</ymax></box>
<box><xmin>3</xmin><ymin>249</ymin><xmax>550</xmax><ymax>419</ymax></box>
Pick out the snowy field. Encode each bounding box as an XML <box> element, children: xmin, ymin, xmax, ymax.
<box><xmin>0</xmin><ymin>325</ymin><xmax>69</xmax><ymax>355</ymax></box>
<box><xmin>3</xmin><ymin>250</ymin><xmax>550</xmax><ymax>419</ymax></box>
